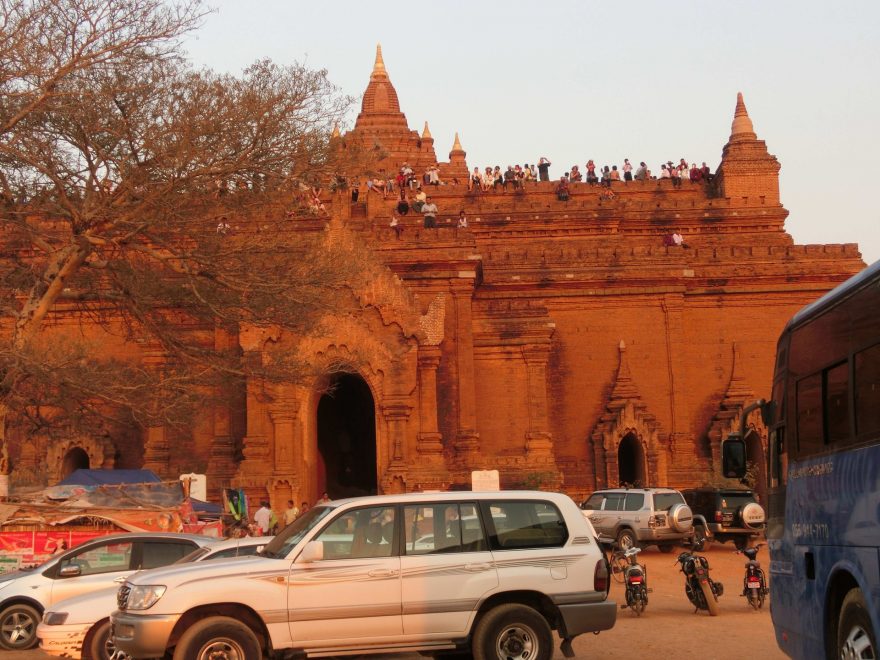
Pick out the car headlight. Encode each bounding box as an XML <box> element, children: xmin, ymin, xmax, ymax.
<box><xmin>126</xmin><ymin>585</ymin><xmax>167</xmax><ymax>610</ymax></box>
<box><xmin>43</xmin><ymin>611</ymin><xmax>69</xmax><ymax>625</ymax></box>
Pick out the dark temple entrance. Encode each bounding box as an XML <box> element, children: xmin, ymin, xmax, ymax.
<box><xmin>61</xmin><ymin>447</ymin><xmax>90</xmax><ymax>479</ymax></box>
<box><xmin>617</xmin><ymin>433</ymin><xmax>646</xmax><ymax>487</ymax></box>
<box><xmin>317</xmin><ymin>373</ymin><xmax>377</xmax><ymax>498</ymax></box>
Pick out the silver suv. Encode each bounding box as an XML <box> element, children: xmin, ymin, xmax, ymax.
<box><xmin>580</xmin><ymin>487</ymin><xmax>694</xmax><ymax>552</ymax></box>
<box><xmin>112</xmin><ymin>491</ymin><xmax>617</xmax><ymax>660</ymax></box>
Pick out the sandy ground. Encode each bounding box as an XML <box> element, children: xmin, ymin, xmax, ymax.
<box><xmin>10</xmin><ymin>545</ymin><xmax>786</xmax><ymax>660</ymax></box>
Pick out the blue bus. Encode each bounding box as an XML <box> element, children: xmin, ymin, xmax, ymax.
<box><xmin>724</xmin><ymin>259</ymin><xmax>880</xmax><ymax>659</ymax></box>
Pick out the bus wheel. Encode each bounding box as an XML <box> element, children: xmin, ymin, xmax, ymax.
<box><xmin>838</xmin><ymin>589</ymin><xmax>876</xmax><ymax>660</ymax></box>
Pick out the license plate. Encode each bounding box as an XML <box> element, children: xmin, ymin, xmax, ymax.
<box><xmin>747</xmin><ymin>580</ymin><xmax>761</xmax><ymax>588</ymax></box>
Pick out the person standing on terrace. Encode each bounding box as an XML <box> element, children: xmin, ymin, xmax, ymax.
<box><xmin>623</xmin><ymin>159</ymin><xmax>633</xmax><ymax>181</ymax></box>
<box><xmin>537</xmin><ymin>157</ymin><xmax>551</xmax><ymax>182</ymax></box>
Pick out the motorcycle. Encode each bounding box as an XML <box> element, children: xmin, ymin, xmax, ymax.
<box><xmin>676</xmin><ymin>549</ymin><xmax>723</xmax><ymax>616</ymax></box>
<box><xmin>613</xmin><ymin>546</ymin><xmax>649</xmax><ymax>616</ymax></box>
<box><xmin>739</xmin><ymin>543</ymin><xmax>769</xmax><ymax>610</ymax></box>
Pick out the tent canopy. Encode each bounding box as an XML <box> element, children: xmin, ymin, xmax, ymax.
<box><xmin>58</xmin><ymin>469</ymin><xmax>162</xmax><ymax>486</ymax></box>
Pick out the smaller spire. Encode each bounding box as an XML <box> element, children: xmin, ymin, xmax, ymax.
<box><xmin>730</xmin><ymin>91</ymin><xmax>755</xmax><ymax>138</ymax></box>
<box><xmin>422</xmin><ymin>121</ymin><xmax>432</xmax><ymax>140</ymax></box>
<box><xmin>451</xmin><ymin>132</ymin><xmax>464</xmax><ymax>152</ymax></box>
<box><xmin>371</xmin><ymin>43</ymin><xmax>387</xmax><ymax>79</ymax></box>
<box><xmin>331</xmin><ymin>122</ymin><xmax>340</xmax><ymax>139</ymax></box>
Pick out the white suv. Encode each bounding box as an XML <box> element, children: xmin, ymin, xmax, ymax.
<box><xmin>112</xmin><ymin>491</ymin><xmax>616</xmax><ymax>660</ymax></box>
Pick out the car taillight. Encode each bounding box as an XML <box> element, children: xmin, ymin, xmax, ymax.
<box><xmin>714</xmin><ymin>510</ymin><xmax>723</xmax><ymax>523</ymax></box>
<box><xmin>594</xmin><ymin>558</ymin><xmax>609</xmax><ymax>593</ymax></box>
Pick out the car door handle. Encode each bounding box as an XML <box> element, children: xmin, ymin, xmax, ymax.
<box><xmin>465</xmin><ymin>563</ymin><xmax>492</xmax><ymax>572</ymax></box>
<box><xmin>368</xmin><ymin>569</ymin><xmax>397</xmax><ymax>577</ymax></box>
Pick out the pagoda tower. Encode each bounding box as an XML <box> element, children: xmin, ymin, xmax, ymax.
<box><xmin>715</xmin><ymin>92</ymin><xmax>781</xmax><ymax>205</ymax></box>
<box><xmin>348</xmin><ymin>45</ymin><xmax>442</xmax><ymax>176</ymax></box>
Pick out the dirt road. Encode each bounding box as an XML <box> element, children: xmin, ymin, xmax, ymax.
<box><xmin>8</xmin><ymin>545</ymin><xmax>786</xmax><ymax>660</ymax></box>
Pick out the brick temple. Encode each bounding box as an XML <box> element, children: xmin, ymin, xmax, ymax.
<box><xmin>8</xmin><ymin>46</ymin><xmax>866</xmax><ymax>507</ymax></box>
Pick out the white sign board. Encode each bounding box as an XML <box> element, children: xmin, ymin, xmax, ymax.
<box><xmin>471</xmin><ymin>470</ymin><xmax>500</xmax><ymax>491</ymax></box>
<box><xmin>180</xmin><ymin>473</ymin><xmax>207</xmax><ymax>501</ymax></box>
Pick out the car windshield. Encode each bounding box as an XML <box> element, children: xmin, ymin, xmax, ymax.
<box><xmin>260</xmin><ymin>506</ymin><xmax>333</xmax><ymax>558</ymax></box>
<box><xmin>653</xmin><ymin>492</ymin><xmax>685</xmax><ymax>511</ymax></box>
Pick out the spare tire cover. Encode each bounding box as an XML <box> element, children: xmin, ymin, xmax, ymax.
<box><xmin>669</xmin><ymin>503</ymin><xmax>694</xmax><ymax>533</ymax></box>
<box><xmin>741</xmin><ymin>502</ymin><xmax>766</xmax><ymax>529</ymax></box>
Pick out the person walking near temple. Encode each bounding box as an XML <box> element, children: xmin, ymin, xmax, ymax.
<box><xmin>283</xmin><ymin>500</ymin><xmax>299</xmax><ymax>526</ymax></box>
<box><xmin>254</xmin><ymin>501</ymin><xmax>273</xmax><ymax>535</ymax></box>
<box><xmin>422</xmin><ymin>195</ymin><xmax>438</xmax><ymax>228</ymax></box>
<box><xmin>537</xmin><ymin>157</ymin><xmax>551</xmax><ymax>182</ymax></box>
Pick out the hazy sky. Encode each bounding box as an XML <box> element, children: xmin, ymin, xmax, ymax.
<box><xmin>183</xmin><ymin>0</ymin><xmax>879</xmax><ymax>264</ymax></box>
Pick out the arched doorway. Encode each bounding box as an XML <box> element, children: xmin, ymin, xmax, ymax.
<box><xmin>617</xmin><ymin>433</ymin><xmax>646</xmax><ymax>487</ymax></box>
<box><xmin>317</xmin><ymin>373</ymin><xmax>377</xmax><ymax>498</ymax></box>
<box><xmin>61</xmin><ymin>447</ymin><xmax>90</xmax><ymax>479</ymax></box>
<box><xmin>745</xmin><ymin>430</ymin><xmax>768</xmax><ymax>505</ymax></box>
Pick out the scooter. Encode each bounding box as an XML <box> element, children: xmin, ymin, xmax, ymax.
<box><xmin>676</xmin><ymin>549</ymin><xmax>723</xmax><ymax>616</ymax></box>
<box><xmin>616</xmin><ymin>546</ymin><xmax>649</xmax><ymax>616</ymax></box>
<box><xmin>739</xmin><ymin>543</ymin><xmax>768</xmax><ymax>610</ymax></box>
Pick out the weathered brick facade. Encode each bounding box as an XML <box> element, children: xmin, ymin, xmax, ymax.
<box><xmin>9</xmin><ymin>47</ymin><xmax>866</xmax><ymax>508</ymax></box>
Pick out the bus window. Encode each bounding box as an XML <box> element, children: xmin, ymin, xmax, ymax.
<box><xmin>796</xmin><ymin>373</ymin><xmax>823</xmax><ymax>456</ymax></box>
<box><xmin>769</xmin><ymin>427</ymin><xmax>787</xmax><ymax>488</ymax></box>
<box><xmin>824</xmin><ymin>362</ymin><xmax>850</xmax><ymax>445</ymax></box>
<box><xmin>855</xmin><ymin>342</ymin><xmax>880</xmax><ymax>437</ymax></box>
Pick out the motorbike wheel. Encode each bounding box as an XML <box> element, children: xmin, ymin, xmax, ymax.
<box><xmin>747</xmin><ymin>588</ymin><xmax>759</xmax><ymax>610</ymax></box>
<box><xmin>700</xmin><ymin>580</ymin><xmax>719</xmax><ymax>616</ymax></box>
<box><xmin>632</xmin><ymin>588</ymin><xmax>647</xmax><ymax>616</ymax></box>
<box><xmin>612</xmin><ymin>553</ymin><xmax>628</xmax><ymax>584</ymax></box>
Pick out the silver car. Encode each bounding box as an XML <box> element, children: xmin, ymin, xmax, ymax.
<box><xmin>581</xmin><ymin>487</ymin><xmax>694</xmax><ymax>551</ymax></box>
<box><xmin>37</xmin><ymin>536</ymin><xmax>271</xmax><ymax>660</ymax></box>
<box><xmin>0</xmin><ymin>532</ymin><xmax>211</xmax><ymax>651</ymax></box>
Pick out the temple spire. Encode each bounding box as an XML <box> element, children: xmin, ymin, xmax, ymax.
<box><xmin>451</xmin><ymin>132</ymin><xmax>464</xmax><ymax>152</ymax></box>
<box><xmin>730</xmin><ymin>91</ymin><xmax>755</xmax><ymax>139</ymax></box>
<box><xmin>422</xmin><ymin>121</ymin><xmax>432</xmax><ymax>139</ymax></box>
<box><xmin>371</xmin><ymin>43</ymin><xmax>387</xmax><ymax>79</ymax></box>
<box><xmin>331</xmin><ymin>122</ymin><xmax>340</xmax><ymax>139</ymax></box>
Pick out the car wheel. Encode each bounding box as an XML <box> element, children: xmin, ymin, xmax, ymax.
<box><xmin>616</xmin><ymin>528</ymin><xmax>637</xmax><ymax>550</ymax></box>
<box><xmin>838</xmin><ymin>589</ymin><xmax>876</xmax><ymax>660</ymax></box>
<box><xmin>0</xmin><ymin>603</ymin><xmax>40</xmax><ymax>650</ymax></box>
<box><xmin>734</xmin><ymin>536</ymin><xmax>749</xmax><ymax>551</ymax></box>
<box><xmin>89</xmin><ymin>619</ymin><xmax>129</xmax><ymax>660</ymax></box>
<box><xmin>172</xmin><ymin>616</ymin><xmax>260</xmax><ymax>660</ymax></box>
<box><xmin>472</xmin><ymin>603</ymin><xmax>552</xmax><ymax>660</ymax></box>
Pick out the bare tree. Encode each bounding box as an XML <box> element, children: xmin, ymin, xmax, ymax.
<box><xmin>0</xmin><ymin>0</ymin><xmax>371</xmax><ymax>474</ymax></box>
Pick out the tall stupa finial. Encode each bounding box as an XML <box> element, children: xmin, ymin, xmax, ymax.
<box><xmin>451</xmin><ymin>132</ymin><xmax>464</xmax><ymax>152</ymax></box>
<box><xmin>730</xmin><ymin>91</ymin><xmax>755</xmax><ymax>138</ymax></box>
<box><xmin>372</xmin><ymin>43</ymin><xmax>387</xmax><ymax>79</ymax></box>
<box><xmin>331</xmin><ymin>122</ymin><xmax>340</xmax><ymax>139</ymax></box>
<box><xmin>422</xmin><ymin>121</ymin><xmax>432</xmax><ymax>139</ymax></box>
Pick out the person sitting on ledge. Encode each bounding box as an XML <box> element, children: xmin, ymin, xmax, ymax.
<box><xmin>634</xmin><ymin>161</ymin><xmax>648</xmax><ymax>181</ymax></box>
<box><xmin>570</xmin><ymin>165</ymin><xmax>583</xmax><ymax>182</ymax></box>
<box><xmin>396</xmin><ymin>192</ymin><xmax>410</xmax><ymax>215</ymax></box>
<box><xmin>556</xmin><ymin>176</ymin><xmax>570</xmax><ymax>201</ymax></box>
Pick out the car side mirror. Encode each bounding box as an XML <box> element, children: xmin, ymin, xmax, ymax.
<box><xmin>298</xmin><ymin>540</ymin><xmax>324</xmax><ymax>563</ymax></box>
<box><xmin>58</xmin><ymin>564</ymin><xmax>82</xmax><ymax>578</ymax></box>
<box><xmin>722</xmin><ymin>435</ymin><xmax>747</xmax><ymax>479</ymax></box>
